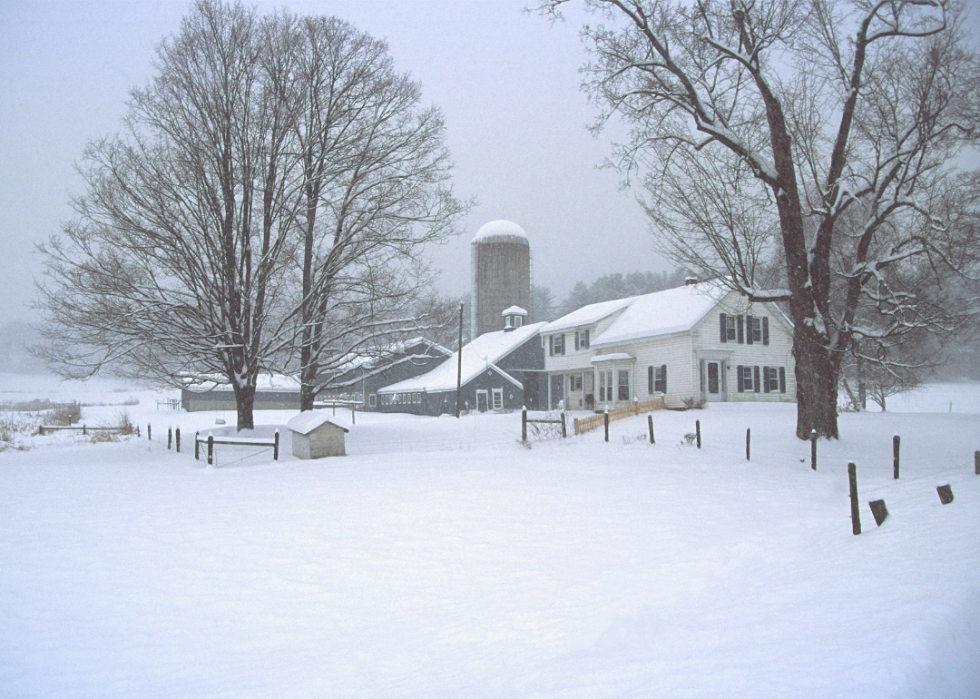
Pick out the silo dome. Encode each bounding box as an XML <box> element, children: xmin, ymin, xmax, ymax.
<box><xmin>470</xmin><ymin>220</ymin><xmax>532</xmax><ymax>339</ymax></box>
<box><xmin>472</xmin><ymin>220</ymin><xmax>529</xmax><ymax>245</ymax></box>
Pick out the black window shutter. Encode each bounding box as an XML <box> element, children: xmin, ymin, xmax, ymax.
<box><xmin>753</xmin><ymin>366</ymin><xmax>761</xmax><ymax>393</ymax></box>
<box><xmin>762</xmin><ymin>317</ymin><xmax>770</xmax><ymax>345</ymax></box>
<box><xmin>746</xmin><ymin>315</ymin><xmax>754</xmax><ymax>345</ymax></box>
<box><xmin>720</xmin><ymin>313</ymin><xmax>728</xmax><ymax>343</ymax></box>
<box><xmin>661</xmin><ymin>364</ymin><xmax>667</xmax><ymax>393</ymax></box>
<box><xmin>779</xmin><ymin>366</ymin><xmax>786</xmax><ymax>393</ymax></box>
<box><xmin>737</xmin><ymin>315</ymin><xmax>744</xmax><ymax>344</ymax></box>
<box><xmin>737</xmin><ymin>365</ymin><xmax>744</xmax><ymax>392</ymax></box>
<box><xmin>648</xmin><ymin>366</ymin><xmax>653</xmax><ymax>394</ymax></box>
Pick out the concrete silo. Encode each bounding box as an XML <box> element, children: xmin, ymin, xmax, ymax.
<box><xmin>470</xmin><ymin>220</ymin><xmax>531</xmax><ymax>339</ymax></box>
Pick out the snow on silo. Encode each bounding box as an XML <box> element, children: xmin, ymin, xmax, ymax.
<box><xmin>470</xmin><ymin>220</ymin><xmax>531</xmax><ymax>339</ymax></box>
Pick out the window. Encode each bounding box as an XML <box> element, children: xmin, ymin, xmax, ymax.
<box><xmin>369</xmin><ymin>394</ymin><xmax>377</xmax><ymax>408</ymax></box>
<box><xmin>655</xmin><ymin>365</ymin><xmax>667</xmax><ymax>394</ymax></box>
<box><xmin>598</xmin><ymin>370</ymin><xmax>613</xmax><ymax>402</ymax></box>
<box><xmin>739</xmin><ymin>366</ymin><xmax>754</xmax><ymax>392</ymax></box>
<box><xmin>763</xmin><ymin>366</ymin><xmax>786</xmax><ymax>393</ymax></box>
<box><xmin>720</xmin><ymin>313</ymin><xmax>738</xmax><ymax>342</ymax></box>
<box><xmin>737</xmin><ymin>366</ymin><xmax>762</xmax><ymax>393</ymax></box>
<box><xmin>575</xmin><ymin>329</ymin><xmax>590</xmax><ymax>350</ymax></box>
<box><xmin>618</xmin><ymin>370</ymin><xmax>630</xmax><ymax>401</ymax></box>
<box><xmin>550</xmin><ymin>333</ymin><xmax>565</xmax><ymax>356</ymax></box>
<box><xmin>748</xmin><ymin>316</ymin><xmax>762</xmax><ymax>344</ymax></box>
<box><xmin>492</xmin><ymin>388</ymin><xmax>503</xmax><ymax>410</ymax></box>
<box><xmin>570</xmin><ymin>374</ymin><xmax>583</xmax><ymax>391</ymax></box>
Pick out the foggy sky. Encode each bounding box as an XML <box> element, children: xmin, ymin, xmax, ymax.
<box><xmin>0</xmin><ymin>0</ymin><xmax>665</xmax><ymax>325</ymax></box>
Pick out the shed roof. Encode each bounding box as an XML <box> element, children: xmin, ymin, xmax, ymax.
<box><xmin>286</xmin><ymin>411</ymin><xmax>349</xmax><ymax>436</ymax></box>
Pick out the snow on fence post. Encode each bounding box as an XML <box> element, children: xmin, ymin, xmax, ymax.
<box><xmin>893</xmin><ymin>435</ymin><xmax>901</xmax><ymax>480</ymax></box>
<box><xmin>746</xmin><ymin>428</ymin><xmax>751</xmax><ymax>461</ymax></box>
<box><xmin>810</xmin><ymin>430</ymin><xmax>818</xmax><ymax>471</ymax></box>
<box><xmin>604</xmin><ymin>408</ymin><xmax>609</xmax><ymax>443</ymax></box>
<box><xmin>561</xmin><ymin>412</ymin><xmax>567</xmax><ymax>439</ymax></box>
<box><xmin>522</xmin><ymin>407</ymin><xmax>527</xmax><ymax>443</ymax></box>
<box><xmin>695</xmin><ymin>420</ymin><xmax>701</xmax><ymax>449</ymax></box>
<box><xmin>648</xmin><ymin>415</ymin><xmax>655</xmax><ymax>444</ymax></box>
<box><xmin>194</xmin><ymin>432</ymin><xmax>200</xmax><ymax>460</ymax></box>
<box><xmin>175</xmin><ymin>427</ymin><xmax>181</xmax><ymax>453</ymax></box>
<box><xmin>274</xmin><ymin>431</ymin><xmax>280</xmax><ymax>461</ymax></box>
<box><xmin>207</xmin><ymin>434</ymin><xmax>214</xmax><ymax>466</ymax></box>
<box><xmin>848</xmin><ymin>462</ymin><xmax>861</xmax><ymax>535</ymax></box>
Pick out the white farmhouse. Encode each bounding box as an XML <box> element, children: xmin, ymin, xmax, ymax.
<box><xmin>541</xmin><ymin>280</ymin><xmax>796</xmax><ymax>410</ymax></box>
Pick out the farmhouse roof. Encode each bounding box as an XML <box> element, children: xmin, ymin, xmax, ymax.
<box><xmin>590</xmin><ymin>282</ymin><xmax>730</xmax><ymax>348</ymax></box>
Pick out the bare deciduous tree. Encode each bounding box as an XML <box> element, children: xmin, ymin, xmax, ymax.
<box><xmin>35</xmin><ymin>0</ymin><xmax>466</xmax><ymax>428</ymax></box>
<box><xmin>541</xmin><ymin>0</ymin><xmax>980</xmax><ymax>438</ymax></box>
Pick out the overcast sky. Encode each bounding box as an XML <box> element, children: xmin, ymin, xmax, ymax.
<box><xmin>0</xmin><ymin>0</ymin><xmax>671</xmax><ymax>326</ymax></box>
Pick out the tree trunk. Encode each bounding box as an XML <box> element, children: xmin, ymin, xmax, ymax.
<box><xmin>793</xmin><ymin>324</ymin><xmax>840</xmax><ymax>439</ymax></box>
<box><xmin>233</xmin><ymin>382</ymin><xmax>256</xmax><ymax>431</ymax></box>
<box><xmin>299</xmin><ymin>359</ymin><xmax>316</xmax><ymax>412</ymax></box>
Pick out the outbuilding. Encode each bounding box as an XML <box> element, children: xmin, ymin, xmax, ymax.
<box><xmin>286</xmin><ymin>411</ymin><xmax>349</xmax><ymax>459</ymax></box>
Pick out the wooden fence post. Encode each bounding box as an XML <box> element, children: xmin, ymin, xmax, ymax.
<box><xmin>82</xmin><ymin>424</ymin><xmax>87</xmax><ymax>435</ymax></box>
<box><xmin>522</xmin><ymin>407</ymin><xmax>527</xmax><ymax>442</ymax></box>
<box><xmin>648</xmin><ymin>415</ymin><xmax>655</xmax><ymax>444</ymax></box>
<box><xmin>207</xmin><ymin>434</ymin><xmax>214</xmax><ymax>465</ymax></box>
<box><xmin>194</xmin><ymin>432</ymin><xmax>200</xmax><ymax>460</ymax></box>
<box><xmin>848</xmin><ymin>462</ymin><xmax>861</xmax><ymax>535</ymax></box>
<box><xmin>893</xmin><ymin>435</ymin><xmax>901</xmax><ymax>479</ymax></box>
<box><xmin>274</xmin><ymin>431</ymin><xmax>280</xmax><ymax>461</ymax></box>
<box><xmin>975</xmin><ymin>450</ymin><xmax>979</xmax><ymax>476</ymax></box>
<box><xmin>147</xmin><ymin>423</ymin><xmax>151</xmax><ymax>441</ymax></box>
<box><xmin>351</xmin><ymin>404</ymin><xmax>355</xmax><ymax>425</ymax></box>
<box><xmin>695</xmin><ymin>420</ymin><xmax>701</xmax><ymax>449</ymax></box>
<box><xmin>175</xmin><ymin>427</ymin><xmax>181</xmax><ymax>453</ymax></box>
<box><xmin>560</xmin><ymin>412</ymin><xmax>567</xmax><ymax>439</ymax></box>
<box><xmin>168</xmin><ymin>427</ymin><xmax>172</xmax><ymax>450</ymax></box>
<box><xmin>746</xmin><ymin>428</ymin><xmax>751</xmax><ymax>461</ymax></box>
<box><xmin>604</xmin><ymin>408</ymin><xmax>609</xmax><ymax>443</ymax></box>
<box><xmin>810</xmin><ymin>430</ymin><xmax>817</xmax><ymax>471</ymax></box>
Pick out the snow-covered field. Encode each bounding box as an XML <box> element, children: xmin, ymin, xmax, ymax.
<box><xmin>2</xmin><ymin>374</ymin><xmax>979</xmax><ymax>698</ymax></box>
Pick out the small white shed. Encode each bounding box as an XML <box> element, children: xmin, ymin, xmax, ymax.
<box><xmin>287</xmin><ymin>411</ymin><xmax>349</xmax><ymax>459</ymax></box>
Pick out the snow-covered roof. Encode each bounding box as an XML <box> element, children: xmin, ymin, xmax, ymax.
<box><xmin>591</xmin><ymin>353</ymin><xmax>635</xmax><ymax>364</ymax></box>
<box><xmin>591</xmin><ymin>282</ymin><xmax>730</xmax><ymax>348</ymax></box>
<box><xmin>182</xmin><ymin>373</ymin><xmax>301</xmax><ymax>393</ymax></box>
<box><xmin>471</xmin><ymin>220</ymin><xmax>528</xmax><ymax>245</ymax></box>
<box><xmin>286</xmin><ymin>411</ymin><xmax>348</xmax><ymax>435</ymax></box>
<box><xmin>378</xmin><ymin>322</ymin><xmax>546</xmax><ymax>394</ymax></box>
<box><xmin>541</xmin><ymin>296</ymin><xmax>636</xmax><ymax>334</ymax></box>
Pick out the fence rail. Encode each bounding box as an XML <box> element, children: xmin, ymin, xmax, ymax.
<box><xmin>38</xmin><ymin>424</ymin><xmax>133</xmax><ymax>436</ymax></box>
<box><xmin>573</xmin><ymin>397</ymin><xmax>666</xmax><ymax>436</ymax></box>
<box><xmin>194</xmin><ymin>431</ymin><xmax>280</xmax><ymax>465</ymax></box>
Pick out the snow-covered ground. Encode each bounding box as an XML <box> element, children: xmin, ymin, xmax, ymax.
<box><xmin>2</xmin><ymin>375</ymin><xmax>979</xmax><ymax>698</ymax></box>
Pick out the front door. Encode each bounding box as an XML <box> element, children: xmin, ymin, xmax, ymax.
<box><xmin>476</xmin><ymin>390</ymin><xmax>488</xmax><ymax>412</ymax></box>
<box><xmin>704</xmin><ymin>360</ymin><xmax>724</xmax><ymax>401</ymax></box>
